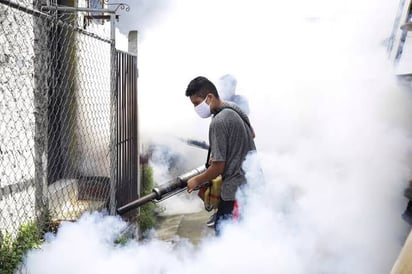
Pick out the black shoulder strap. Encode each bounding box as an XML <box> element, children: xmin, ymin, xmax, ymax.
<box><xmin>218</xmin><ymin>105</ymin><xmax>252</xmax><ymax>129</ymax></box>
<box><xmin>205</xmin><ymin>105</ymin><xmax>252</xmax><ymax>168</ymax></box>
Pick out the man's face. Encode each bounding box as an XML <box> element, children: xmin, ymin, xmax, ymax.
<box><xmin>189</xmin><ymin>94</ymin><xmax>210</xmax><ymax>107</ymax></box>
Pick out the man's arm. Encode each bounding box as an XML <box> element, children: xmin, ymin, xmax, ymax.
<box><xmin>187</xmin><ymin>161</ymin><xmax>225</xmax><ymax>193</ymax></box>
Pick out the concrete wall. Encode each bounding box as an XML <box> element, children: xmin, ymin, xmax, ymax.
<box><xmin>0</xmin><ymin>2</ymin><xmax>37</xmax><ymax>233</ymax></box>
<box><xmin>391</xmin><ymin>230</ymin><xmax>412</xmax><ymax>274</ymax></box>
<box><xmin>0</xmin><ymin>0</ymin><xmax>113</xmax><ymax>233</ymax></box>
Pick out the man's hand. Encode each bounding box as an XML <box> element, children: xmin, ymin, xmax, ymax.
<box><xmin>186</xmin><ymin>161</ymin><xmax>225</xmax><ymax>193</ymax></box>
<box><xmin>187</xmin><ymin>177</ymin><xmax>200</xmax><ymax>193</ymax></box>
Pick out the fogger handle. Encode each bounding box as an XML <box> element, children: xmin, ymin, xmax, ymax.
<box><xmin>116</xmin><ymin>165</ymin><xmax>206</xmax><ymax>215</ymax></box>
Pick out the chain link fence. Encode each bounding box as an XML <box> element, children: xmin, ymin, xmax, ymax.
<box><xmin>0</xmin><ymin>0</ymin><xmax>119</xmax><ymax>236</ymax></box>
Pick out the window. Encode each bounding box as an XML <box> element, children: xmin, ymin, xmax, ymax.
<box><xmin>87</xmin><ymin>0</ymin><xmax>104</xmax><ymax>25</ymax></box>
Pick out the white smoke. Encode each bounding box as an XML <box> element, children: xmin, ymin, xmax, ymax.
<box><xmin>116</xmin><ymin>0</ymin><xmax>172</xmax><ymax>40</ymax></box>
<box><xmin>22</xmin><ymin>0</ymin><xmax>412</xmax><ymax>273</ymax></box>
<box><xmin>147</xmin><ymin>143</ymin><xmax>205</xmax><ymax>215</ymax></box>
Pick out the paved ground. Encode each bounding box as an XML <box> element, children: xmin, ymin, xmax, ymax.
<box><xmin>154</xmin><ymin>210</ymin><xmax>215</xmax><ymax>245</ymax></box>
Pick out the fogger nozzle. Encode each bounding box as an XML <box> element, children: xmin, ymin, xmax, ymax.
<box><xmin>116</xmin><ymin>165</ymin><xmax>206</xmax><ymax>215</ymax></box>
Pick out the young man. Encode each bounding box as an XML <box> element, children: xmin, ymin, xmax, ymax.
<box><xmin>185</xmin><ymin>76</ymin><xmax>256</xmax><ymax>235</ymax></box>
<box><xmin>207</xmin><ymin>74</ymin><xmax>251</xmax><ymax>228</ymax></box>
<box><xmin>217</xmin><ymin>74</ymin><xmax>250</xmax><ymax>115</ymax></box>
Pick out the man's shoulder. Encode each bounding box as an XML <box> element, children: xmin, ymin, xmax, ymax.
<box><xmin>230</xmin><ymin>95</ymin><xmax>250</xmax><ymax>114</ymax></box>
<box><xmin>219</xmin><ymin>101</ymin><xmax>243</xmax><ymax>114</ymax></box>
<box><xmin>212</xmin><ymin>108</ymin><xmax>243</xmax><ymax>129</ymax></box>
<box><xmin>215</xmin><ymin>104</ymin><xmax>239</xmax><ymax>119</ymax></box>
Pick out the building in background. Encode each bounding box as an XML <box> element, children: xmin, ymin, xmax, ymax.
<box><xmin>388</xmin><ymin>1</ymin><xmax>412</xmax><ymax>273</ymax></box>
<box><xmin>388</xmin><ymin>0</ymin><xmax>412</xmax><ymax>80</ymax></box>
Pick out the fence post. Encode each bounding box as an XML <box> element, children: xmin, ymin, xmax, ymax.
<box><xmin>33</xmin><ymin>0</ymin><xmax>50</xmax><ymax>229</ymax></box>
<box><xmin>128</xmin><ymin>30</ymin><xmax>140</xmax><ymax>204</ymax></box>
<box><xmin>128</xmin><ymin>30</ymin><xmax>138</xmax><ymax>55</ymax></box>
<box><xmin>109</xmin><ymin>13</ymin><xmax>118</xmax><ymax>215</ymax></box>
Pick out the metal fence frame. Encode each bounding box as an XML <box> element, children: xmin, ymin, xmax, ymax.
<box><xmin>116</xmin><ymin>50</ymin><xmax>139</xmax><ymax>215</ymax></box>
<box><xmin>0</xmin><ymin>0</ymin><xmax>138</xmax><ymax>235</ymax></box>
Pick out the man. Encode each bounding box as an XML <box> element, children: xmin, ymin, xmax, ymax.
<box><xmin>185</xmin><ymin>76</ymin><xmax>256</xmax><ymax>235</ymax></box>
<box><xmin>217</xmin><ymin>74</ymin><xmax>250</xmax><ymax>115</ymax></box>
<box><xmin>205</xmin><ymin>74</ymin><xmax>250</xmax><ymax>227</ymax></box>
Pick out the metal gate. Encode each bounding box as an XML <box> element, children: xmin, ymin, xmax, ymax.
<box><xmin>116</xmin><ymin>50</ymin><xmax>139</xmax><ymax>213</ymax></box>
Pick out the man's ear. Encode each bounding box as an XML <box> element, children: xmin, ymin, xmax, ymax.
<box><xmin>206</xmin><ymin>93</ymin><xmax>212</xmax><ymax>103</ymax></box>
<box><xmin>207</xmin><ymin>93</ymin><xmax>216</xmax><ymax>101</ymax></box>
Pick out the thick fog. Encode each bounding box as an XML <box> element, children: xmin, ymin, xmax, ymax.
<box><xmin>23</xmin><ymin>0</ymin><xmax>412</xmax><ymax>273</ymax></box>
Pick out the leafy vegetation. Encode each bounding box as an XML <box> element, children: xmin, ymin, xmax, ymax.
<box><xmin>0</xmin><ymin>166</ymin><xmax>161</xmax><ymax>274</ymax></box>
<box><xmin>0</xmin><ymin>222</ymin><xmax>43</xmax><ymax>274</ymax></box>
<box><xmin>114</xmin><ymin>234</ymin><xmax>129</xmax><ymax>246</ymax></box>
<box><xmin>0</xmin><ymin>209</ymin><xmax>61</xmax><ymax>274</ymax></box>
<box><xmin>138</xmin><ymin>165</ymin><xmax>161</xmax><ymax>235</ymax></box>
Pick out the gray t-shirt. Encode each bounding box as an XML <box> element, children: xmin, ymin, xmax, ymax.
<box><xmin>209</xmin><ymin>102</ymin><xmax>256</xmax><ymax>201</ymax></box>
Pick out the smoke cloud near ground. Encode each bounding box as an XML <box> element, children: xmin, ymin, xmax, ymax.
<box><xmin>22</xmin><ymin>0</ymin><xmax>412</xmax><ymax>273</ymax></box>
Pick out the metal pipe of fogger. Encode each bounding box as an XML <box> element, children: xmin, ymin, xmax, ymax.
<box><xmin>116</xmin><ymin>165</ymin><xmax>206</xmax><ymax>215</ymax></box>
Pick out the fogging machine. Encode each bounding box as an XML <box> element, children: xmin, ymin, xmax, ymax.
<box><xmin>117</xmin><ymin>165</ymin><xmax>206</xmax><ymax>215</ymax></box>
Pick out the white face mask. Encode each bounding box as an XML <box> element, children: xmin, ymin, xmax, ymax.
<box><xmin>194</xmin><ymin>98</ymin><xmax>211</xmax><ymax>118</ymax></box>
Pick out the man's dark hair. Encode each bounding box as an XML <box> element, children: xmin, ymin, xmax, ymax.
<box><xmin>185</xmin><ymin>76</ymin><xmax>220</xmax><ymax>98</ymax></box>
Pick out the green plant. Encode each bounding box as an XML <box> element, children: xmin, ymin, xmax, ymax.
<box><xmin>0</xmin><ymin>231</ymin><xmax>16</xmax><ymax>274</ymax></box>
<box><xmin>114</xmin><ymin>234</ymin><xmax>128</xmax><ymax>246</ymax></box>
<box><xmin>138</xmin><ymin>165</ymin><xmax>160</xmax><ymax>234</ymax></box>
<box><xmin>0</xmin><ymin>222</ymin><xmax>43</xmax><ymax>274</ymax></box>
